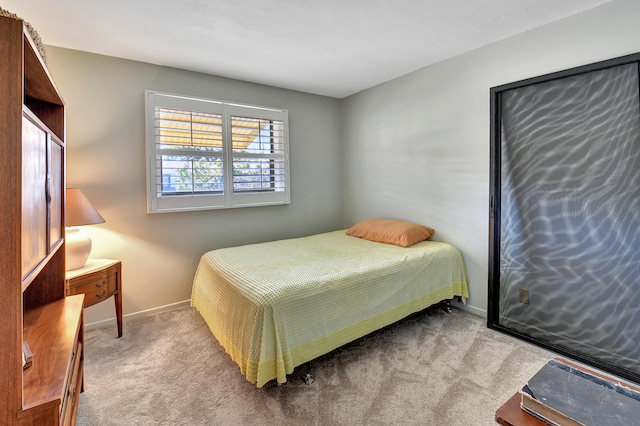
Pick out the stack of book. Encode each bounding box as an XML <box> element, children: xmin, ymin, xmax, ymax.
<box><xmin>519</xmin><ymin>359</ymin><xmax>640</xmax><ymax>425</ymax></box>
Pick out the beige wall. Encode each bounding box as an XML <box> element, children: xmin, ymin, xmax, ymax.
<box><xmin>45</xmin><ymin>48</ymin><xmax>343</xmax><ymax>326</ymax></box>
<box><xmin>341</xmin><ymin>0</ymin><xmax>640</xmax><ymax>316</ymax></box>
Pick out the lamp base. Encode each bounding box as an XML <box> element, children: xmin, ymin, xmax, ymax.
<box><xmin>66</xmin><ymin>227</ymin><xmax>92</xmax><ymax>271</ymax></box>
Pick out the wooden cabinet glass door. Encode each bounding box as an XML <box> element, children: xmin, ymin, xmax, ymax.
<box><xmin>21</xmin><ymin>113</ymin><xmax>47</xmax><ymax>279</ymax></box>
<box><xmin>48</xmin><ymin>136</ymin><xmax>64</xmax><ymax>250</ymax></box>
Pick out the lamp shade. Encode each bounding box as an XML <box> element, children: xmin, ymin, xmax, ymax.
<box><xmin>66</xmin><ymin>188</ymin><xmax>105</xmax><ymax>226</ymax></box>
<box><xmin>65</xmin><ymin>188</ymin><xmax>105</xmax><ymax>270</ymax></box>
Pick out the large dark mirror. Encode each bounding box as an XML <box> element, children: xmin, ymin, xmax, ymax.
<box><xmin>489</xmin><ymin>53</ymin><xmax>640</xmax><ymax>384</ymax></box>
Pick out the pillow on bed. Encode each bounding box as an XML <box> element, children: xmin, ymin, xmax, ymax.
<box><xmin>346</xmin><ymin>218</ymin><xmax>435</xmax><ymax>247</ymax></box>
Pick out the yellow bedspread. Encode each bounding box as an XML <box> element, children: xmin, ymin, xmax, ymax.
<box><xmin>191</xmin><ymin>230</ymin><xmax>469</xmax><ymax>387</ymax></box>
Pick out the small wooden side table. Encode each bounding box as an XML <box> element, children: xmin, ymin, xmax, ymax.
<box><xmin>66</xmin><ymin>259</ymin><xmax>122</xmax><ymax>337</ymax></box>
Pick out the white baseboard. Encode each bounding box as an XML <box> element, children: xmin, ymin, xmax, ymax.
<box><xmin>85</xmin><ymin>299</ymin><xmax>191</xmax><ymax>332</ymax></box>
<box><xmin>452</xmin><ymin>300</ymin><xmax>487</xmax><ymax>318</ymax></box>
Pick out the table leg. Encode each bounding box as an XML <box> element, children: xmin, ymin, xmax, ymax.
<box><xmin>114</xmin><ymin>290</ymin><xmax>123</xmax><ymax>337</ymax></box>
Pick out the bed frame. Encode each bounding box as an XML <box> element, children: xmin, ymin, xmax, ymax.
<box><xmin>191</xmin><ymin>230</ymin><xmax>470</xmax><ymax>387</ymax></box>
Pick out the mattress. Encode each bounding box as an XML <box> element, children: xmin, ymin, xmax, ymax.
<box><xmin>191</xmin><ymin>230</ymin><xmax>469</xmax><ymax>387</ymax></box>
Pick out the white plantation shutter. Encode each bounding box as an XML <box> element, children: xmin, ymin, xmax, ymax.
<box><xmin>155</xmin><ymin>108</ymin><xmax>224</xmax><ymax>194</ymax></box>
<box><xmin>145</xmin><ymin>91</ymin><xmax>290</xmax><ymax>213</ymax></box>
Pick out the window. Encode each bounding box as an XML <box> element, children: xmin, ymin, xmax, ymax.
<box><xmin>145</xmin><ymin>91</ymin><xmax>290</xmax><ymax>213</ymax></box>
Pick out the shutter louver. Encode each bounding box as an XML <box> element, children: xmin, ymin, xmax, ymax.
<box><xmin>231</xmin><ymin>116</ymin><xmax>286</xmax><ymax>193</ymax></box>
<box><xmin>154</xmin><ymin>108</ymin><xmax>224</xmax><ymax>195</ymax></box>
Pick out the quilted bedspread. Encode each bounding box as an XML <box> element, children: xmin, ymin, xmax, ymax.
<box><xmin>191</xmin><ymin>230</ymin><xmax>469</xmax><ymax>387</ymax></box>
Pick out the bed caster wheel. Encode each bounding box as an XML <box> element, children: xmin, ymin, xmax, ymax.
<box><xmin>303</xmin><ymin>373</ymin><xmax>314</xmax><ymax>385</ymax></box>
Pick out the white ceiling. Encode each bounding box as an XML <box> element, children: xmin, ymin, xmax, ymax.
<box><xmin>3</xmin><ymin>0</ymin><xmax>615</xmax><ymax>98</ymax></box>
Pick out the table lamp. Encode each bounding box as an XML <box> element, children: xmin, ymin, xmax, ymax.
<box><xmin>65</xmin><ymin>188</ymin><xmax>105</xmax><ymax>271</ymax></box>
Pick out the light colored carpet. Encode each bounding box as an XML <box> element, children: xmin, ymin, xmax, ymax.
<box><xmin>77</xmin><ymin>305</ymin><xmax>553</xmax><ymax>425</ymax></box>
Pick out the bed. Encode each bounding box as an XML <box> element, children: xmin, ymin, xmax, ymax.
<box><xmin>191</xmin><ymin>222</ymin><xmax>470</xmax><ymax>388</ymax></box>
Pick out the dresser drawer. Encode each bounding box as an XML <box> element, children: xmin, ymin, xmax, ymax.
<box><xmin>67</xmin><ymin>268</ymin><xmax>118</xmax><ymax>307</ymax></box>
<box><xmin>60</xmin><ymin>340</ymin><xmax>83</xmax><ymax>426</ymax></box>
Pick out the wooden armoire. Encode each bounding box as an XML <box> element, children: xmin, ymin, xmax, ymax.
<box><xmin>0</xmin><ymin>14</ymin><xmax>85</xmax><ymax>425</ymax></box>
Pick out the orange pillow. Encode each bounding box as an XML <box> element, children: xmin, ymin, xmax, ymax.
<box><xmin>346</xmin><ymin>218</ymin><xmax>435</xmax><ymax>247</ymax></box>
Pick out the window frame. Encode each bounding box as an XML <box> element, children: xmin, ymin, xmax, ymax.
<box><xmin>145</xmin><ymin>91</ymin><xmax>290</xmax><ymax>213</ymax></box>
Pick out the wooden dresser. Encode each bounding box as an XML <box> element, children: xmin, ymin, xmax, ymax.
<box><xmin>0</xmin><ymin>15</ymin><xmax>84</xmax><ymax>425</ymax></box>
<box><xmin>21</xmin><ymin>297</ymin><xmax>85</xmax><ymax>425</ymax></box>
